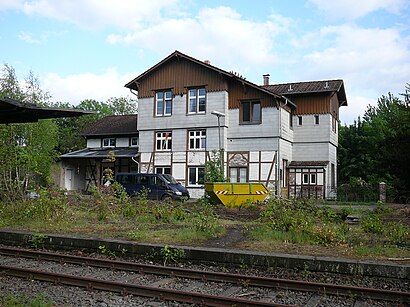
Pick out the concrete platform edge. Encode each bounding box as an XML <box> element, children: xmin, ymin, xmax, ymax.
<box><xmin>0</xmin><ymin>230</ymin><xmax>408</xmax><ymax>279</ymax></box>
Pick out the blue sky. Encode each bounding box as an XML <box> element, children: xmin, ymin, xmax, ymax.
<box><xmin>1</xmin><ymin>0</ymin><xmax>409</xmax><ymax>124</ymax></box>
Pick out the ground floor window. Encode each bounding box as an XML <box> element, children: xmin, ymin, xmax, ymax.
<box><xmin>188</xmin><ymin>167</ymin><xmax>205</xmax><ymax>185</ymax></box>
<box><xmin>229</xmin><ymin>167</ymin><xmax>247</xmax><ymax>183</ymax></box>
<box><xmin>156</xmin><ymin>166</ymin><xmax>171</xmax><ymax>175</ymax></box>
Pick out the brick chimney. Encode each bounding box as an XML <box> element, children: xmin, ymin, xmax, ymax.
<box><xmin>263</xmin><ymin>74</ymin><xmax>270</xmax><ymax>86</ymax></box>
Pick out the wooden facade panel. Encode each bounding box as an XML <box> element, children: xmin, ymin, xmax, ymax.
<box><xmin>330</xmin><ymin>93</ymin><xmax>340</xmax><ymax>119</ymax></box>
<box><xmin>290</xmin><ymin>93</ymin><xmax>330</xmax><ymax>115</ymax></box>
<box><xmin>137</xmin><ymin>58</ymin><xmax>228</xmax><ymax>98</ymax></box>
<box><xmin>228</xmin><ymin>80</ymin><xmax>278</xmax><ymax>109</ymax></box>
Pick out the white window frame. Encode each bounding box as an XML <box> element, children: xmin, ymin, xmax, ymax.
<box><xmin>156</xmin><ymin>90</ymin><xmax>172</xmax><ymax>117</ymax></box>
<box><xmin>130</xmin><ymin>137</ymin><xmax>139</xmax><ymax>147</ymax></box>
<box><xmin>155</xmin><ymin>166</ymin><xmax>171</xmax><ymax>175</ymax></box>
<box><xmin>188</xmin><ymin>167</ymin><xmax>205</xmax><ymax>186</ymax></box>
<box><xmin>188</xmin><ymin>130</ymin><xmax>206</xmax><ymax>150</ymax></box>
<box><xmin>188</xmin><ymin>88</ymin><xmax>206</xmax><ymax>114</ymax></box>
<box><xmin>156</xmin><ymin>131</ymin><xmax>172</xmax><ymax>151</ymax></box>
<box><xmin>102</xmin><ymin>138</ymin><xmax>116</xmax><ymax>148</ymax></box>
<box><xmin>229</xmin><ymin>167</ymin><xmax>247</xmax><ymax>183</ymax></box>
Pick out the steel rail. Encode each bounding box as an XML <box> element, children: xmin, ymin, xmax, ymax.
<box><xmin>0</xmin><ymin>247</ymin><xmax>408</xmax><ymax>304</ymax></box>
<box><xmin>0</xmin><ymin>264</ymin><xmax>292</xmax><ymax>307</ymax></box>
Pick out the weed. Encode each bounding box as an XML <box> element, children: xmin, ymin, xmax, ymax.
<box><xmin>98</xmin><ymin>245</ymin><xmax>116</xmax><ymax>257</ymax></box>
<box><xmin>360</xmin><ymin>214</ymin><xmax>383</xmax><ymax>234</ymax></box>
<box><xmin>161</xmin><ymin>245</ymin><xmax>185</xmax><ymax>265</ymax></box>
<box><xmin>0</xmin><ymin>292</ymin><xmax>53</xmax><ymax>307</ymax></box>
<box><xmin>28</xmin><ymin>233</ymin><xmax>49</xmax><ymax>248</ymax></box>
<box><xmin>192</xmin><ymin>211</ymin><xmax>218</xmax><ymax>237</ymax></box>
<box><xmin>313</xmin><ymin>224</ymin><xmax>346</xmax><ymax>246</ymax></box>
<box><xmin>384</xmin><ymin>222</ymin><xmax>409</xmax><ymax>245</ymax></box>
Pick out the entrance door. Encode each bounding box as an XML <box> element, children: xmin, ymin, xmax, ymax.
<box><xmin>65</xmin><ymin>169</ymin><xmax>73</xmax><ymax>190</ymax></box>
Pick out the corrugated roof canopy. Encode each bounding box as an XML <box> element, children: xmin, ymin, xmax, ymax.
<box><xmin>61</xmin><ymin>148</ymin><xmax>138</xmax><ymax>159</ymax></box>
<box><xmin>0</xmin><ymin>97</ymin><xmax>93</xmax><ymax>124</ymax></box>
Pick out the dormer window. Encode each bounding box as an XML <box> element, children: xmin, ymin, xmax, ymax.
<box><xmin>102</xmin><ymin>138</ymin><xmax>116</xmax><ymax>148</ymax></box>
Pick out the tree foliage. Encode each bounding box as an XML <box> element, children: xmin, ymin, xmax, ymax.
<box><xmin>52</xmin><ymin>97</ymin><xmax>137</xmax><ymax>154</ymax></box>
<box><xmin>338</xmin><ymin>89</ymin><xmax>410</xmax><ymax>202</ymax></box>
<box><xmin>0</xmin><ymin>64</ymin><xmax>58</xmax><ymax>200</ymax></box>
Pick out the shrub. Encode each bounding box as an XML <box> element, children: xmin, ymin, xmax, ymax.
<box><xmin>260</xmin><ymin>198</ymin><xmax>316</xmax><ymax>232</ymax></box>
<box><xmin>313</xmin><ymin>224</ymin><xmax>346</xmax><ymax>246</ymax></box>
<box><xmin>360</xmin><ymin>214</ymin><xmax>384</xmax><ymax>234</ymax></box>
<box><xmin>384</xmin><ymin>222</ymin><xmax>409</xmax><ymax>246</ymax></box>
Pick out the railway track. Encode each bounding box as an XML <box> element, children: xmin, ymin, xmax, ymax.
<box><xmin>0</xmin><ymin>246</ymin><xmax>408</xmax><ymax>306</ymax></box>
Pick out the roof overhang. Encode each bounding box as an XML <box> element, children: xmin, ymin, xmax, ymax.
<box><xmin>288</xmin><ymin>161</ymin><xmax>329</xmax><ymax>168</ymax></box>
<box><xmin>0</xmin><ymin>97</ymin><xmax>94</xmax><ymax>124</ymax></box>
<box><xmin>61</xmin><ymin>148</ymin><xmax>139</xmax><ymax>159</ymax></box>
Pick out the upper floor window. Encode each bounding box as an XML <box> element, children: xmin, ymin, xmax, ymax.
<box><xmin>102</xmin><ymin>138</ymin><xmax>116</xmax><ymax>148</ymax></box>
<box><xmin>130</xmin><ymin>137</ymin><xmax>139</xmax><ymax>147</ymax></box>
<box><xmin>314</xmin><ymin>115</ymin><xmax>320</xmax><ymax>125</ymax></box>
<box><xmin>240</xmin><ymin>100</ymin><xmax>261</xmax><ymax>124</ymax></box>
<box><xmin>156</xmin><ymin>131</ymin><xmax>172</xmax><ymax>151</ymax></box>
<box><xmin>188</xmin><ymin>88</ymin><xmax>206</xmax><ymax>114</ymax></box>
<box><xmin>156</xmin><ymin>90</ymin><xmax>172</xmax><ymax>116</ymax></box>
<box><xmin>189</xmin><ymin>130</ymin><xmax>206</xmax><ymax>150</ymax></box>
<box><xmin>298</xmin><ymin>116</ymin><xmax>303</xmax><ymax>126</ymax></box>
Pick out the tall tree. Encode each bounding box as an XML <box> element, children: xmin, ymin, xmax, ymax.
<box><xmin>53</xmin><ymin>97</ymin><xmax>137</xmax><ymax>154</ymax></box>
<box><xmin>0</xmin><ymin>64</ymin><xmax>58</xmax><ymax>200</ymax></box>
<box><xmin>338</xmin><ymin>89</ymin><xmax>410</xmax><ymax>202</ymax></box>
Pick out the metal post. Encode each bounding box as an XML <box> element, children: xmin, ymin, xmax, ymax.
<box><xmin>217</xmin><ymin>115</ymin><xmax>221</xmax><ymax>150</ymax></box>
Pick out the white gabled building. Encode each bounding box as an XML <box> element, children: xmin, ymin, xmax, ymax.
<box><xmin>124</xmin><ymin>51</ymin><xmax>347</xmax><ymax>199</ymax></box>
<box><xmin>59</xmin><ymin>50</ymin><xmax>347</xmax><ymax>199</ymax></box>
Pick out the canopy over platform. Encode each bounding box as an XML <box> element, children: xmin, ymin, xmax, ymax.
<box><xmin>0</xmin><ymin>97</ymin><xmax>93</xmax><ymax>124</ymax></box>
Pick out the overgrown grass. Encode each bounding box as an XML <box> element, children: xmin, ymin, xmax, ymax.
<box><xmin>0</xmin><ymin>187</ymin><xmax>408</xmax><ymax>260</ymax></box>
<box><xmin>249</xmin><ymin>198</ymin><xmax>410</xmax><ymax>258</ymax></box>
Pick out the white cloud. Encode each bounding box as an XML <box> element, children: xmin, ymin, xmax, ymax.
<box><xmin>308</xmin><ymin>0</ymin><xmax>406</xmax><ymax>20</ymax></box>
<box><xmin>0</xmin><ymin>0</ymin><xmax>23</xmax><ymax>10</ymax></box>
<box><xmin>107</xmin><ymin>6</ymin><xmax>292</xmax><ymax>71</ymax></box>
<box><xmin>20</xmin><ymin>0</ymin><xmax>181</xmax><ymax>30</ymax></box>
<box><xmin>340</xmin><ymin>95</ymin><xmax>375</xmax><ymax>124</ymax></box>
<box><xmin>42</xmin><ymin>68</ymin><xmax>138</xmax><ymax>104</ymax></box>
<box><xmin>292</xmin><ymin>24</ymin><xmax>410</xmax><ymax>95</ymax></box>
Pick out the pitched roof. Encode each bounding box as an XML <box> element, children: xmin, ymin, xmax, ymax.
<box><xmin>125</xmin><ymin>50</ymin><xmax>285</xmax><ymax>102</ymax></box>
<box><xmin>263</xmin><ymin>80</ymin><xmax>347</xmax><ymax>106</ymax></box>
<box><xmin>289</xmin><ymin>161</ymin><xmax>329</xmax><ymax>168</ymax></box>
<box><xmin>81</xmin><ymin>115</ymin><xmax>138</xmax><ymax>136</ymax></box>
<box><xmin>0</xmin><ymin>97</ymin><xmax>93</xmax><ymax>124</ymax></box>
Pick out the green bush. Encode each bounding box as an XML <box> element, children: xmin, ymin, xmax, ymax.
<box><xmin>360</xmin><ymin>214</ymin><xmax>384</xmax><ymax>234</ymax></box>
<box><xmin>384</xmin><ymin>222</ymin><xmax>409</xmax><ymax>245</ymax></box>
<box><xmin>260</xmin><ymin>198</ymin><xmax>317</xmax><ymax>232</ymax></box>
<box><xmin>312</xmin><ymin>224</ymin><xmax>346</xmax><ymax>246</ymax></box>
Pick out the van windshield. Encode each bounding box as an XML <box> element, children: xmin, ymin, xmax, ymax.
<box><xmin>162</xmin><ymin>174</ymin><xmax>178</xmax><ymax>184</ymax></box>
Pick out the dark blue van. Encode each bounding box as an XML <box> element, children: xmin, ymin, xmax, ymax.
<box><xmin>114</xmin><ymin>173</ymin><xmax>189</xmax><ymax>201</ymax></box>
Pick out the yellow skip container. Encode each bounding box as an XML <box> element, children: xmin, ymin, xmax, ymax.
<box><xmin>205</xmin><ymin>182</ymin><xmax>269</xmax><ymax>207</ymax></box>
